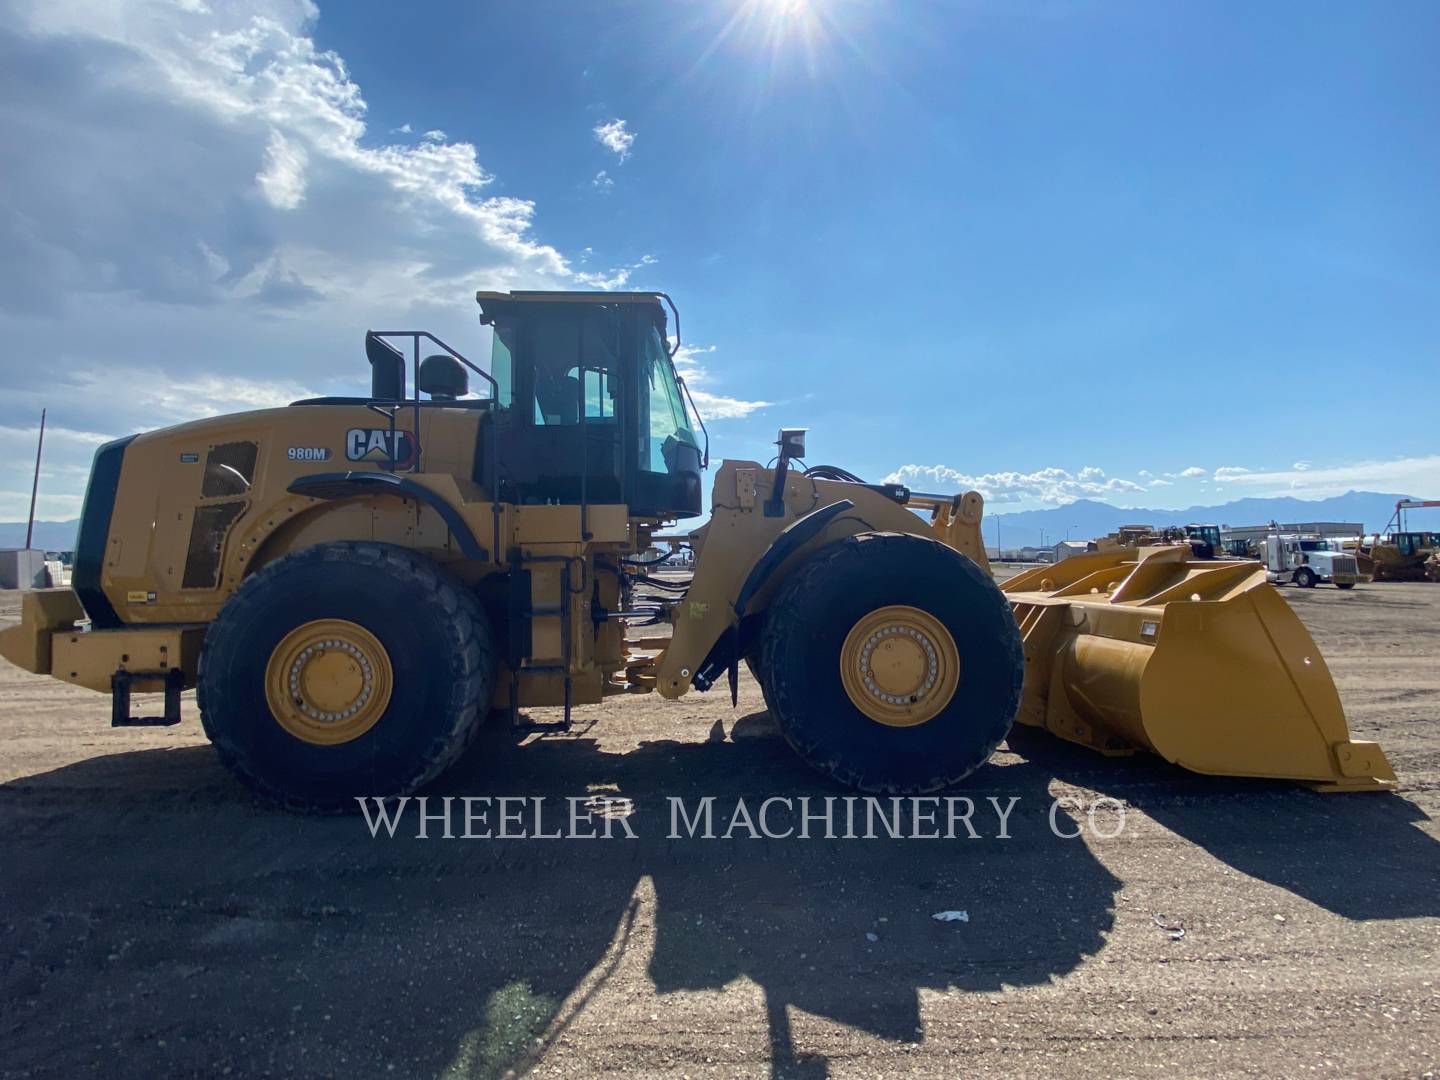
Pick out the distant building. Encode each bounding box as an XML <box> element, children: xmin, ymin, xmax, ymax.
<box><xmin>0</xmin><ymin>548</ymin><xmax>48</xmax><ymax>589</ymax></box>
<box><xmin>1052</xmin><ymin>540</ymin><xmax>1093</xmax><ymax>562</ymax></box>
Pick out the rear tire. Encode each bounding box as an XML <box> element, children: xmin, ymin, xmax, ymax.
<box><xmin>1335</xmin><ymin>582</ymin><xmax>1355</xmax><ymax>590</ymax></box>
<box><xmin>760</xmin><ymin>533</ymin><xmax>1023</xmax><ymax>793</ymax></box>
<box><xmin>743</xmin><ymin>652</ymin><xmax>767</xmax><ymax>704</ymax></box>
<box><xmin>1294</xmin><ymin>567</ymin><xmax>1317</xmax><ymax>588</ymax></box>
<box><xmin>198</xmin><ymin>542</ymin><xmax>497</xmax><ymax>811</ymax></box>
<box><xmin>743</xmin><ymin>651</ymin><xmax>764</xmax><ymax>685</ymax></box>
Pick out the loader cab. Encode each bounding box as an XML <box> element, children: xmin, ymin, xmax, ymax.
<box><xmin>1390</xmin><ymin>532</ymin><xmax>1440</xmax><ymax>557</ymax></box>
<box><xmin>1183</xmin><ymin>524</ymin><xmax>1221</xmax><ymax>559</ymax></box>
<box><xmin>477</xmin><ymin>291</ymin><xmax>703</xmax><ymax>519</ymax></box>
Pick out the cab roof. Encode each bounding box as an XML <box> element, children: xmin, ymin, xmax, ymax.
<box><xmin>475</xmin><ymin>290</ymin><xmax>671</xmax><ymax>336</ymax></box>
<box><xmin>475</xmin><ymin>290</ymin><xmax>665</xmax><ymax>307</ymax></box>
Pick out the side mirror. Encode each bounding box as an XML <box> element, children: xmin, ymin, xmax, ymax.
<box><xmin>765</xmin><ymin>427</ymin><xmax>810</xmax><ymax>517</ymax></box>
<box><xmin>777</xmin><ymin>428</ymin><xmax>807</xmax><ymax>460</ymax></box>
<box><xmin>418</xmin><ymin>354</ymin><xmax>468</xmax><ymax>400</ymax></box>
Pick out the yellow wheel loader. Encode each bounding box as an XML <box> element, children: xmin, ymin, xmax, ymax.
<box><xmin>0</xmin><ymin>292</ymin><xmax>1395</xmax><ymax>808</ymax></box>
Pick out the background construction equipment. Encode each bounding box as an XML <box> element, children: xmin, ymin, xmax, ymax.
<box><xmin>1361</xmin><ymin>500</ymin><xmax>1440</xmax><ymax>582</ymax></box>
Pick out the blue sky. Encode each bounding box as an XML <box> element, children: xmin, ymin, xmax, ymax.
<box><xmin>1</xmin><ymin>0</ymin><xmax>1437</xmax><ymax>519</ymax></box>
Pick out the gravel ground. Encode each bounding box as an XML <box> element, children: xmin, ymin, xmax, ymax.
<box><xmin>0</xmin><ymin>576</ymin><xmax>1437</xmax><ymax>1079</ymax></box>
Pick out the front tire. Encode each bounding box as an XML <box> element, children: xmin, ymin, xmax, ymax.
<box><xmin>760</xmin><ymin>533</ymin><xmax>1023</xmax><ymax>793</ymax></box>
<box><xmin>198</xmin><ymin>542</ymin><xmax>497</xmax><ymax>811</ymax></box>
<box><xmin>1294</xmin><ymin>567</ymin><xmax>1317</xmax><ymax>588</ymax></box>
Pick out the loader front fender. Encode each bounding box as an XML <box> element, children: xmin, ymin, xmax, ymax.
<box><xmin>655</xmin><ymin>460</ymin><xmax>932</xmax><ymax>700</ymax></box>
<box><xmin>732</xmin><ymin>500</ymin><xmax>854</xmax><ymax>618</ymax></box>
<box><xmin>690</xmin><ymin>500</ymin><xmax>855</xmax><ymax>692</ymax></box>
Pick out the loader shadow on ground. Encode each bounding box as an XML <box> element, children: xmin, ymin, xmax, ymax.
<box><xmin>2</xmin><ymin>720</ymin><xmax>1122</xmax><ymax>1080</ymax></box>
<box><xmin>1005</xmin><ymin>726</ymin><xmax>1440</xmax><ymax>921</ymax></box>
<box><xmin>8</xmin><ymin>720</ymin><xmax>1435</xmax><ymax>1079</ymax></box>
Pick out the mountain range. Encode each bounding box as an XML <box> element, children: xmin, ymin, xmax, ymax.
<box><xmin>0</xmin><ymin>490</ymin><xmax>1419</xmax><ymax>555</ymax></box>
<box><xmin>0</xmin><ymin>519</ymin><xmax>82</xmax><ymax>552</ymax></box>
<box><xmin>986</xmin><ymin>490</ymin><xmax>1413</xmax><ymax>550</ymax></box>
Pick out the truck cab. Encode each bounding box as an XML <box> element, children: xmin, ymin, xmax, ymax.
<box><xmin>1263</xmin><ymin>535</ymin><xmax>1360</xmax><ymax>589</ymax></box>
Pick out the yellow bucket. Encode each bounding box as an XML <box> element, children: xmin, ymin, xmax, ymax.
<box><xmin>1002</xmin><ymin>546</ymin><xmax>1394</xmax><ymax>791</ymax></box>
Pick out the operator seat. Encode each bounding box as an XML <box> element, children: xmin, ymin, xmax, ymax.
<box><xmin>534</xmin><ymin>371</ymin><xmax>580</xmax><ymax>424</ymax></box>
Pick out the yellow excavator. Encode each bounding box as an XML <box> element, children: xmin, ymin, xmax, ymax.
<box><xmin>0</xmin><ymin>291</ymin><xmax>1395</xmax><ymax>807</ymax></box>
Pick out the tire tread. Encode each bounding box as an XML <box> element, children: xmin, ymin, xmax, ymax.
<box><xmin>197</xmin><ymin>542</ymin><xmax>496</xmax><ymax>811</ymax></box>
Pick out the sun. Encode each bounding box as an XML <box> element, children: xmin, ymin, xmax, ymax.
<box><xmin>728</xmin><ymin>0</ymin><xmax>839</xmax><ymax>70</ymax></box>
<box><xmin>680</xmin><ymin>0</ymin><xmax>869</xmax><ymax>101</ymax></box>
<box><xmin>747</xmin><ymin>0</ymin><xmax>823</xmax><ymax>34</ymax></box>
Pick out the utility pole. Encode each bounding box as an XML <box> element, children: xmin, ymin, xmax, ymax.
<box><xmin>25</xmin><ymin>408</ymin><xmax>46</xmax><ymax>550</ymax></box>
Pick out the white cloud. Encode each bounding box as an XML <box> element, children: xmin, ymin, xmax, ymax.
<box><xmin>877</xmin><ymin>455</ymin><xmax>1440</xmax><ymax>513</ymax></box>
<box><xmin>883</xmin><ymin>464</ymin><xmax>1146</xmax><ymax>506</ymax></box>
<box><xmin>1</xmin><ymin>0</ymin><xmax>620</xmax><ymax>299</ymax></box>
<box><xmin>255</xmin><ymin>129</ymin><xmax>308</xmax><ymax>209</ymax></box>
<box><xmin>0</xmin><ymin>490</ymin><xmax>86</xmax><ymax>520</ymax></box>
<box><xmin>672</xmin><ymin>344</ymin><xmax>771</xmax><ymax>421</ymax></box>
<box><xmin>130</xmin><ymin>372</ymin><xmax>321</xmax><ymax>419</ymax></box>
<box><xmin>593</xmin><ymin>118</ymin><xmax>635</xmax><ymax>162</ymax></box>
<box><xmin>0</xmin><ymin>0</ymin><xmax>651</xmax><ymax>518</ymax></box>
<box><xmin>573</xmin><ymin>253</ymin><xmax>659</xmax><ymax>290</ymax></box>
<box><xmin>1204</xmin><ymin>455</ymin><xmax>1440</xmax><ymax>498</ymax></box>
<box><xmin>1293</xmin><ymin>460</ymin><xmax>1312</xmax><ymax>471</ymax></box>
<box><xmin>0</xmin><ymin>424</ymin><xmax>113</xmax><ymax>519</ymax></box>
<box><xmin>0</xmin><ymin>424</ymin><xmax>113</xmax><ymax>447</ymax></box>
<box><xmin>592</xmin><ymin>170</ymin><xmax>614</xmax><ymax>193</ymax></box>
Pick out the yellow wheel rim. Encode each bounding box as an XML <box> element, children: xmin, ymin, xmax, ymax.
<box><xmin>264</xmin><ymin>619</ymin><xmax>393</xmax><ymax>746</ymax></box>
<box><xmin>839</xmin><ymin>605</ymin><xmax>960</xmax><ymax>728</ymax></box>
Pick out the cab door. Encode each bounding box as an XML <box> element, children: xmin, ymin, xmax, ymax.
<box><xmin>491</xmin><ymin>304</ymin><xmax>628</xmax><ymax>506</ymax></box>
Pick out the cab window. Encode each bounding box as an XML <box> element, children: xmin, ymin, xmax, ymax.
<box><xmin>638</xmin><ymin>325</ymin><xmax>697</xmax><ymax>474</ymax></box>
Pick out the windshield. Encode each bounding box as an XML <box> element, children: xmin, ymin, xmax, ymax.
<box><xmin>639</xmin><ymin>325</ymin><xmax>697</xmax><ymax>474</ymax></box>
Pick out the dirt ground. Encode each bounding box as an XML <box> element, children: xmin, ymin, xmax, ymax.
<box><xmin>1</xmin><ymin>575</ymin><xmax>1437</xmax><ymax>1079</ymax></box>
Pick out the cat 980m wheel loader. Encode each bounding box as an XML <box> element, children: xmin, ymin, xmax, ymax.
<box><xmin>0</xmin><ymin>291</ymin><xmax>1395</xmax><ymax>808</ymax></box>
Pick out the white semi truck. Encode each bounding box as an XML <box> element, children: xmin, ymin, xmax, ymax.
<box><xmin>1263</xmin><ymin>533</ymin><xmax>1362</xmax><ymax>589</ymax></box>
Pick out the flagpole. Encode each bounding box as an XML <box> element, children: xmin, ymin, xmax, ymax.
<box><xmin>25</xmin><ymin>408</ymin><xmax>46</xmax><ymax>550</ymax></box>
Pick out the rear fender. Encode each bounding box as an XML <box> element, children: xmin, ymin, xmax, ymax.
<box><xmin>287</xmin><ymin>472</ymin><xmax>488</xmax><ymax>560</ymax></box>
<box><xmin>237</xmin><ymin>473</ymin><xmax>500</xmax><ymax>581</ymax></box>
